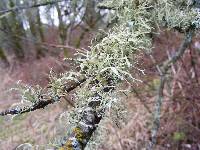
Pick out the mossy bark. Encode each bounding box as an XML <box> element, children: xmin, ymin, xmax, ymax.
<box><xmin>35</xmin><ymin>3</ymin><xmax>45</xmax><ymax>43</ymax></box>
<box><xmin>26</xmin><ymin>1</ymin><xmax>45</xmax><ymax>59</ymax></box>
<box><xmin>36</xmin><ymin>8</ymin><xmax>46</xmax><ymax>59</ymax></box>
<box><xmin>0</xmin><ymin>0</ymin><xmax>26</xmax><ymax>60</ymax></box>
<box><xmin>60</xmin><ymin>106</ymin><xmax>101</xmax><ymax>150</ymax></box>
<box><xmin>55</xmin><ymin>3</ymin><xmax>69</xmax><ymax>57</ymax></box>
<box><xmin>0</xmin><ymin>47</ymin><xmax>9</xmax><ymax>68</ymax></box>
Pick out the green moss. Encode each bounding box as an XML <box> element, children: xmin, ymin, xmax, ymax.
<box><xmin>152</xmin><ymin>78</ymin><xmax>161</xmax><ymax>89</ymax></box>
<box><xmin>0</xmin><ymin>48</ymin><xmax>7</xmax><ymax>60</ymax></box>
<box><xmin>173</xmin><ymin>132</ymin><xmax>186</xmax><ymax>141</ymax></box>
<box><xmin>63</xmin><ymin>49</ymin><xmax>69</xmax><ymax>58</ymax></box>
<box><xmin>143</xmin><ymin>78</ymin><xmax>160</xmax><ymax>93</ymax></box>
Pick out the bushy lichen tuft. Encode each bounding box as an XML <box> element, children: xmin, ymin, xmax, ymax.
<box><xmin>154</xmin><ymin>0</ymin><xmax>200</xmax><ymax>30</ymax></box>
<box><xmin>8</xmin><ymin>0</ymin><xmax>200</xmax><ymax>149</ymax></box>
<box><xmin>11</xmin><ymin>81</ymin><xmax>44</xmax><ymax>104</ymax></box>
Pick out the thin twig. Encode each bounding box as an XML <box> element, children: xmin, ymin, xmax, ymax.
<box><xmin>0</xmin><ymin>0</ymin><xmax>65</xmax><ymax>17</ymax></box>
<box><xmin>148</xmin><ymin>30</ymin><xmax>194</xmax><ymax>150</ymax></box>
<box><xmin>166</xmin><ymin>50</ymin><xmax>185</xmax><ymax>97</ymax></box>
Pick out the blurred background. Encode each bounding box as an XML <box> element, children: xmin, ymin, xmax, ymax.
<box><xmin>0</xmin><ymin>0</ymin><xmax>200</xmax><ymax>149</ymax></box>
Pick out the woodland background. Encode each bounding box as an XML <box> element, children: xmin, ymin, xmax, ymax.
<box><xmin>0</xmin><ymin>0</ymin><xmax>200</xmax><ymax>149</ymax></box>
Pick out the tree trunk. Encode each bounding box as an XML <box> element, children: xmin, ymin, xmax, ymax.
<box><xmin>55</xmin><ymin>3</ymin><xmax>69</xmax><ymax>57</ymax></box>
<box><xmin>0</xmin><ymin>47</ymin><xmax>9</xmax><ymax>68</ymax></box>
<box><xmin>35</xmin><ymin>3</ymin><xmax>45</xmax><ymax>43</ymax></box>
<box><xmin>26</xmin><ymin>1</ymin><xmax>45</xmax><ymax>59</ymax></box>
<box><xmin>0</xmin><ymin>0</ymin><xmax>25</xmax><ymax>60</ymax></box>
<box><xmin>7</xmin><ymin>0</ymin><xmax>25</xmax><ymax>60</ymax></box>
<box><xmin>0</xmin><ymin>16</ymin><xmax>24</xmax><ymax>60</ymax></box>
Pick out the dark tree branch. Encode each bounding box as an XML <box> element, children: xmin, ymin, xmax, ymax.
<box><xmin>59</xmin><ymin>94</ymin><xmax>104</xmax><ymax>150</ymax></box>
<box><xmin>97</xmin><ymin>5</ymin><xmax>116</xmax><ymax>10</ymax></box>
<box><xmin>0</xmin><ymin>78</ymin><xmax>86</xmax><ymax>116</ymax></box>
<box><xmin>60</xmin><ymin>83</ymin><xmax>114</xmax><ymax>149</ymax></box>
<box><xmin>0</xmin><ymin>0</ymin><xmax>65</xmax><ymax>16</ymax></box>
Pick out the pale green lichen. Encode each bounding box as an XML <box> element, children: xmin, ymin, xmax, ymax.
<box><xmin>9</xmin><ymin>0</ymin><xmax>200</xmax><ymax>149</ymax></box>
<box><xmin>154</xmin><ymin>0</ymin><xmax>199</xmax><ymax>30</ymax></box>
<box><xmin>11</xmin><ymin>81</ymin><xmax>43</xmax><ymax>104</ymax></box>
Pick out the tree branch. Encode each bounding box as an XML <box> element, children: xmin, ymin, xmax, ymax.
<box><xmin>0</xmin><ymin>0</ymin><xmax>65</xmax><ymax>16</ymax></box>
<box><xmin>60</xmin><ymin>86</ymin><xmax>113</xmax><ymax>149</ymax></box>
<box><xmin>0</xmin><ymin>78</ymin><xmax>86</xmax><ymax>116</ymax></box>
<box><xmin>162</xmin><ymin>31</ymin><xmax>194</xmax><ymax>74</ymax></box>
<box><xmin>60</xmin><ymin>106</ymin><xmax>102</xmax><ymax>150</ymax></box>
<box><xmin>97</xmin><ymin>5</ymin><xmax>116</xmax><ymax>10</ymax></box>
<box><xmin>148</xmin><ymin>29</ymin><xmax>194</xmax><ymax>150</ymax></box>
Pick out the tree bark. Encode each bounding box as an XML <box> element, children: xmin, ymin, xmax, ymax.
<box><xmin>0</xmin><ymin>47</ymin><xmax>9</xmax><ymax>68</ymax></box>
<box><xmin>55</xmin><ymin>3</ymin><xmax>69</xmax><ymax>57</ymax></box>
<box><xmin>59</xmin><ymin>99</ymin><xmax>102</xmax><ymax>150</ymax></box>
<box><xmin>26</xmin><ymin>0</ymin><xmax>45</xmax><ymax>59</ymax></box>
<box><xmin>60</xmin><ymin>85</ymin><xmax>113</xmax><ymax>150</ymax></box>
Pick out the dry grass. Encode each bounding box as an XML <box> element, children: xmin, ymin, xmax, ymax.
<box><xmin>0</xmin><ymin>55</ymin><xmax>70</xmax><ymax>149</ymax></box>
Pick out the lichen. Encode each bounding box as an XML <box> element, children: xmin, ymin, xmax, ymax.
<box><xmin>73</xmin><ymin>127</ymin><xmax>85</xmax><ymax>143</ymax></box>
<box><xmin>59</xmin><ymin>140</ymin><xmax>73</xmax><ymax>150</ymax></box>
<box><xmin>8</xmin><ymin>0</ymin><xmax>200</xmax><ymax>149</ymax></box>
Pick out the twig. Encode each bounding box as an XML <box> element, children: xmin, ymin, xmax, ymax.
<box><xmin>189</xmin><ymin>48</ymin><xmax>199</xmax><ymax>84</ymax></box>
<box><xmin>166</xmin><ymin>50</ymin><xmax>185</xmax><ymax>97</ymax></box>
<box><xmin>148</xmin><ymin>29</ymin><xmax>194</xmax><ymax>150</ymax></box>
<box><xmin>0</xmin><ymin>78</ymin><xmax>86</xmax><ymax>116</ymax></box>
<box><xmin>0</xmin><ymin>0</ymin><xmax>65</xmax><ymax>17</ymax></box>
<box><xmin>40</xmin><ymin>42</ymin><xmax>88</xmax><ymax>53</ymax></box>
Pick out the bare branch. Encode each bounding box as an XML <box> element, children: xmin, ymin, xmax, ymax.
<box><xmin>162</xmin><ymin>31</ymin><xmax>194</xmax><ymax>74</ymax></box>
<box><xmin>0</xmin><ymin>0</ymin><xmax>65</xmax><ymax>17</ymax></box>
<box><xmin>148</xmin><ymin>29</ymin><xmax>194</xmax><ymax>150</ymax></box>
